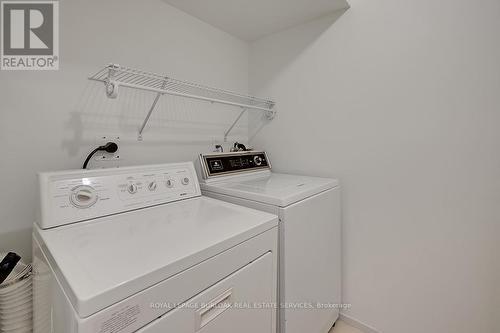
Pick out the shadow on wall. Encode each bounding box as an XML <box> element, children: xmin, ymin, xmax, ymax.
<box><xmin>0</xmin><ymin>227</ymin><xmax>33</xmax><ymax>262</ymax></box>
<box><xmin>249</xmin><ymin>9</ymin><xmax>347</xmax><ymax>94</ymax></box>
<box><xmin>61</xmin><ymin>81</ymin><xmax>254</xmax><ymax>156</ymax></box>
<box><xmin>248</xmin><ymin>9</ymin><xmax>347</xmax><ymax>138</ymax></box>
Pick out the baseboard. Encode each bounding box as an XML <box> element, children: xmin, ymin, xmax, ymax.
<box><xmin>339</xmin><ymin>313</ymin><xmax>380</xmax><ymax>333</ymax></box>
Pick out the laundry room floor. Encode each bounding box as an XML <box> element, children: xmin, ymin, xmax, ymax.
<box><xmin>330</xmin><ymin>321</ymin><xmax>364</xmax><ymax>333</ymax></box>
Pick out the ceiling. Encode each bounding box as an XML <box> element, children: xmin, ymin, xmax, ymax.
<box><xmin>163</xmin><ymin>0</ymin><xmax>350</xmax><ymax>41</ymax></box>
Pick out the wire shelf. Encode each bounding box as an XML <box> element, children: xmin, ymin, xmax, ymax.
<box><xmin>89</xmin><ymin>64</ymin><xmax>276</xmax><ymax>140</ymax></box>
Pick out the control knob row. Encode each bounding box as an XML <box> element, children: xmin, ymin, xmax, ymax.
<box><xmin>128</xmin><ymin>177</ymin><xmax>190</xmax><ymax>194</ymax></box>
<box><xmin>69</xmin><ymin>176</ymin><xmax>192</xmax><ymax>208</ymax></box>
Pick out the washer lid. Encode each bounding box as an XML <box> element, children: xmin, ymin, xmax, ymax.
<box><xmin>201</xmin><ymin>173</ymin><xmax>339</xmax><ymax>207</ymax></box>
<box><xmin>34</xmin><ymin>196</ymin><xmax>277</xmax><ymax>318</ymax></box>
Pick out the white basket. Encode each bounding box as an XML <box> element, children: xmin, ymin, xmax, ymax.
<box><xmin>0</xmin><ymin>253</ymin><xmax>33</xmax><ymax>333</ymax></box>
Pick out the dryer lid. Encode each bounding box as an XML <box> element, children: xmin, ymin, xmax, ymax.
<box><xmin>34</xmin><ymin>196</ymin><xmax>277</xmax><ymax>318</ymax></box>
<box><xmin>201</xmin><ymin>173</ymin><xmax>339</xmax><ymax>207</ymax></box>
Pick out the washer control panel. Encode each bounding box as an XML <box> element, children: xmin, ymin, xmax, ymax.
<box><xmin>38</xmin><ymin>162</ymin><xmax>201</xmax><ymax>229</ymax></box>
<box><xmin>200</xmin><ymin>151</ymin><xmax>271</xmax><ymax>179</ymax></box>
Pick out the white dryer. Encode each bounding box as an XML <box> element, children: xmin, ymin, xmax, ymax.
<box><xmin>33</xmin><ymin>162</ymin><xmax>278</xmax><ymax>333</ymax></box>
<box><xmin>198</xmin><ymin>151</ymin><xmax>341</xmax><ymax>333</ymax></box>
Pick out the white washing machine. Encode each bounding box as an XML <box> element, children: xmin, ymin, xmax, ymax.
<box><xmin>33</xmin><ymin>162</ymin><xmax>278</xmax><ymax>333</ymax></box>
<box><xmin>198</xmin><ymin>151</ymin><xmax>341</xmax><ymax>333</ymax></box>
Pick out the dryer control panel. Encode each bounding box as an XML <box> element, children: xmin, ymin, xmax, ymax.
<box><xmin>199</xmin><ymin>151</ymin><xmax>271</xmax><ymax>179</ymax></box>
<box><xmin>38</xmin><ymin>162</ymin><xmax>201</xmax><ymax>229</ymax></box>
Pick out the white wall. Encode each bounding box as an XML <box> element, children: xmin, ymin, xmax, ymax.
<box><xmin>249</xmin><ymin>1</ymin><xmax>500</xmax><ymax>332</ymax></box>
<box><xmin>0</xmin><ymin>0</ymin><xmax>249</xmax><ymax>260</ymax></box>
<box><xmin>1</xmin><ymin>1</ymin><xmax>499</xmax><ymax>331</ymax></box>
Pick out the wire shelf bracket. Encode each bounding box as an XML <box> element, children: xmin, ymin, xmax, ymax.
<box><xmin>89</xmin><ymin>64</ymin><xmax>276</xmax><ymax>141</ymax></box>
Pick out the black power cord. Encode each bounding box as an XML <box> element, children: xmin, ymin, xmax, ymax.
<box><xmin>82</xmin><ymin>142</ymin><xmax>119</xmax><ymax>169</ymax></box>
<box><xmin>233</xmin><ymin>142</ymin><xmax>247</xmax><ymax>151</ymax></box>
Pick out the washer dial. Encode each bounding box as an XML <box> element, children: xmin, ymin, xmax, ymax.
<box><xmin>70</xmin><ymin>185</ymin><xmax>98</xmax><ymax>209</ymax></box>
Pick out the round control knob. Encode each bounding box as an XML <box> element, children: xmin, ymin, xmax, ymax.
<box><xmin>254</xmin><ymin>156</ymin><xmax>263</xmax><ymax>166</ymax></box>
<box><xmin>181</xmin><ymin>177</ymin><xmax>190</xmax><ymax>186</ymax></box>
<box><xmin>70</xmin><ymin>185</ymin><xmax>98</xmax><ymax>209</ymax></box>
<box><xmin>165</xmin><ymin>179</ymin><xmax>175</xmax><ymax>188</ymax></box>
<box><xmin>127</xmin><ymin>183</ymin><xmax>138</xmax><ymax>194</ymax></box>
<box><xmin>148</xmin><ymin>181</ymin><xmax>157</xmax><ymax>191</ymax></box>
